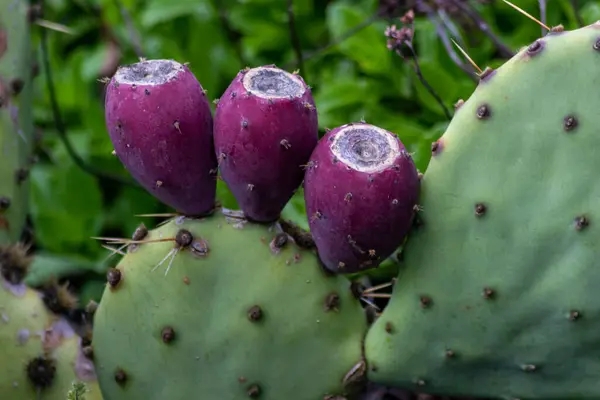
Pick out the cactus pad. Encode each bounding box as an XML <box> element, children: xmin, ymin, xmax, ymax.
<box><xmin>0</xmin><ymin>0</ymin><xmax>35</xmax><ymax>245</ymax></box>
<box><xmin>0</xmin><ymin>244</ymin><xmax>102</xmax><ymax>399</ymax></box>
<box><xmin>365</xmin><ymin>23</ymin><xmax>600</xmax><ymax>399</ymax></box>
<box><xmin>92</xmin><ymin>209</ymin><xmax>368</xmax><ymax>399</ymax></box>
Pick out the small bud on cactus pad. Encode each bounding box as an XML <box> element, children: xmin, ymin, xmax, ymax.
<box><xmin>213</xmin><ymin>65</ymin><xmax>318</xmax><ymax>222</ymax></box>
<box><xmin>105</xmin><ymin>59</ymin><xmax>217</xmax><ymax>216</ymax></box>
<box><xmin>304</xmin><ymin>122</ymin><xmax>420</xmax><ymax>274</ymax></box>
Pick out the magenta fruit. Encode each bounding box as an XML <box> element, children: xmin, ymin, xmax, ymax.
<box><xmin>304</xmin><ymin>122</ymin><xmax>420</xmax><ymax>274</ymax></box>
<box><xmin>213</xmin><ymin>65</ymin><xmax>319</xmax><ymax>222</ymax></box>
<box><xmin>105</xmin><ymin>59</ymin><xmax>217</xmax><ymax>216</ymax></box>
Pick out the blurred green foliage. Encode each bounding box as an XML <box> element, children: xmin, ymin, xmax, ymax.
<box><xmin>26</xmin><ymin>0</ymin><xmax>600</xmax><ymax>302</ymax></box>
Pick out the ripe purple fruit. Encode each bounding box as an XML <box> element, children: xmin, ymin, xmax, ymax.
<box><xmin>304</xmin><ymin>122</ymin><xmax>420</xmax><ymax>274</ymax></box>
<box><xmin>213</xmin><ymin>65</ymin><xmax>318</xmax><ymax>222</ymax></box>
<box><xmin>105</xmin><ymin>59</ymin><xmax>217</xmax><ymax>216</ymax></box>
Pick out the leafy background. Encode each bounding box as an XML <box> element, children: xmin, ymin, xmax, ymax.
<box><xmin>26</xmin><ymin>0</ymin><xmax>600</xmax><ymax>303</ymax></box>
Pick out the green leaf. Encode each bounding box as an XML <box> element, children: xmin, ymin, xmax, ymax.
<box><xmin>413</xmin><ymin>19</ymin><xmax>440</xmax><ymax>65</ymax></box>
<box><xmin>281</xmin><ymin>190</ymin><xmax>308</xmax><ymax>231</ymax></box>
<box><xmin>25</xmin><ymin>252</ymin><xmax>105</xmax><ymax>287</ymax></box>
<box><xmin>227</xmin><ymin>2</ymin><xmax>289</xmax><ymax>62</ymax></box>
<box><xmin>30</xmin><ymin>162</ymin><xmax>104</xmax><ymax>255</ymax></box>
<box><xmin>314</xmin><ymin>76</ymin><xmax>377</xmax><ymax>116</ymax></box>
<box><xmin>80</xmin><ymin>43</ymin><xmax>110</xmax><ymax>81</ymax></box>
<box><xmin>106</xmin><ymin>186</ymin><xmax>163</xmax><ymax>238</ymax></box>
<box><xmin>79</xmin><ymin>279</ymin><xmax>108</xmax><ymax>306</ymax></box>
<box><xmin>365</xmin><ymin>108</ymin><xmax>429</xmax><ymax>142</ymax></box>
<box><xmin>217</xmin><ymin>180</ymin><xmax>238</xmax><ymax>210</ymax></box>
<box><xmin>141</xmin><ymin>0</ymin><xmax>213</xmax><ymax>28</ymax></box>
<box><xmin>412</xmin><ymin>59</ymin><xmax>459</xmax><ymax>117</ymax></box>
<box><xmin>580</xmin><ymin>1</ymin><xmax>600</xmax><ymax>24</ymax></box>
<box><xmin>185</xmin><ymin>19</ymin><xmax>241</xmax><ymax>96</ymax></box>
<box><xmin>240</xmin><ymin>22</ymin><xmax>290</xmax><ymax>60</ymax></box>
<box><xmin>326</xmin><ymin>3</ymin><xmax>392</xmax><ymax>75</ymax></box>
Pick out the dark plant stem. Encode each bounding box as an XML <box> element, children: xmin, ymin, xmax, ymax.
<box><xmin>211</xmin><ymin>0</ymin><xmax>246</xmax><ymax>67</ymax></box>
<box><xmin>286</xmin><ymin>0</ymin><xmax>305</xmax><ymax>76</ymax></box>
<box><xmin>539</xmin><ymin>0</ymin><xmax>547</xmax><ymax>35</ymax></box>
<box><xmin>422</xmin><ymin>6</ymin><xmax>477</xmax><ymax>81</ymax></box>
<box><xmin>283</xmin><ymin>12</ymin><xmax>381</xmax><ymax>69</ymax></box>
<box><xmin>569</xmin><ymin>0</ymin><xmax>584</xmax><ymax>27</ymax></box>
<box><xmin>113</xmin><ymin>0</ymin><xmax>143</xmax><ymax>58</ymax></box>
<box><xmin>451</xmin><ymin>0</ymin><xmax>515</xmax><ymax>58</ymax></box>
<box><xmin>436</xmin><ymin>8</ymin><xmax>465</xmax><ymax>47</ymax></box>
<box><xmin>39</xmin><ymin>25</ymin><xmax>139</xmax><ymax>188</ymax></box>
<box><xmin>404</xmin><ymin>41</ymin><xmax>452</xmax><ymax>121</ymax></box>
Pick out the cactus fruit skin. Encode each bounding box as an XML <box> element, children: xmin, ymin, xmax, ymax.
<box><xmin>304</xmin><ymin>122</ymin><xmax>420</xmax><ymax>274</ymax></box>
<box><xmin>365</xmin><ymin>24</ymin><xmax>600</xmax><ymax>399</ymax></box>
<box><xmin>0</xmin><ymin>244</ymin><xmax>103</xmax><ymax>399</ymax></box>
<box><xmin>91</xmin><ymin>209</ymin><xmax>368</xmax><ymax>399</ymax></box>
<box><xmin>213</xmin><ymin>65</ymin><xmax>319</xmax><ymax>222</ymax></box>
<box><xmin>105</xmin><ymin>59</ymin><xmax>217</xmax><ymax>216</ymax></box>
<box><xmin>0</xmin><ymin>0</ymin><xmax>35</xmax><ymax>245</ymax></box>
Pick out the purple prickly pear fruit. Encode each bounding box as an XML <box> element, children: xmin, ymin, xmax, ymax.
<box><xmin>304</xmin><ymin>122</ymin><xmax>420</xmax><ymax>274</ymax></box>
<box><xmin>105</xmin><ymin>59</ymin><xmax>217</xmax><ymax>216</ymax></box>
<box><xmin>213</xmin><ymin>65</ymin><xmax>319</xmax><ymax>222</ymax></box>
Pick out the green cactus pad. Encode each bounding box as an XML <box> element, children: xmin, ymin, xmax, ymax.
<box><xmin>365</xmin><ymin>23</ymin><xmax>600</xmax><ymax>399</ymax></box>
<box><xmin>0</xmin><ymin>0</ymin><xmax>35</xmax><ymax>245</ymax></box>
<box><xmin>0</xmin><ymin>273</ymin><xmax>102</xmax><ymax>399</ymax></box>
<box><xmin>92</xmin><ymin>209</ymin><xmax>368</xmax><ymax>400</ymax></box>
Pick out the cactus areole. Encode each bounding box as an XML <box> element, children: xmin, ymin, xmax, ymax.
<box><xmin>213</xmin><ymin>65</ymin><xmax>319</xmax><ymax>223</ymax></box>
<box><xmin>304</xmin><ymin>123</ymin><xmax>420</xmax><ymax>274</ymax></box>
<box><xmin>105</xmin><ymin>59</ymin><xmax>217</xmax><ymax>217</ymax></box>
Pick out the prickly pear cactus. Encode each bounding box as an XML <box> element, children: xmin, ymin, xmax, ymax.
<box><xmin>0</xmin><ymin>0</ymin><xmax>35</xmax><ymax>245</ymax></box>
<box><xmin>364</xmin><ymin>23</ymin><xmax>600</xmax><ymax>399</ymax></box>
<box><xmin>91</xmin><ymin>209</ymin><xmax>368</xmax><ymax>399</ymax></box>
<box><xmin>0</xmin><ymin>244</ymin><xmax>103</xmax><ymax>399</ymax></box>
